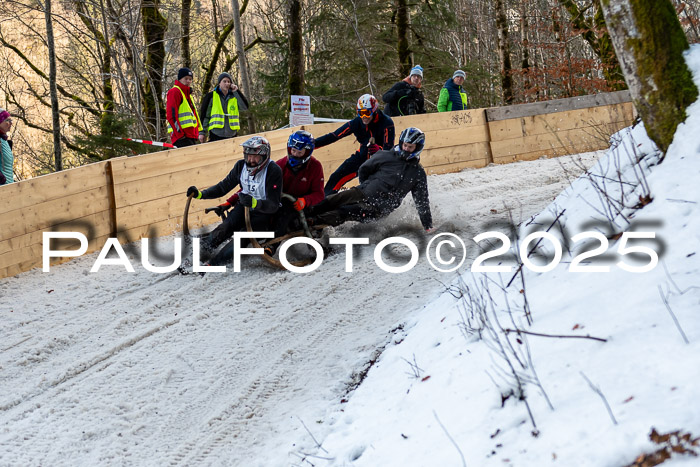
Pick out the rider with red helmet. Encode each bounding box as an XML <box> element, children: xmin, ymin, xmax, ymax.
<box><xmin>314</xmin><ymin>94</ymin><xmax>395</xmax><ymax>195</ymax></box>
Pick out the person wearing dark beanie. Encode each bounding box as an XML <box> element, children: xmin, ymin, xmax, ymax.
<box><xmin>198</xmin><ymin>72</ymin><xmax>249</xmax><ymax>143</ymax></box>
<box><xmin>165</xmin><ymin>67</ymin><xmax>201</xmax><ymax>147</ymax></box>
<box><xmin>177</xmin><ymin>67</ymin><xmax>193</xmax><ymax>81</ymax></box>
<box><xmin>0</xmin><ymin>108</ymin><xmax>13</xmax><ymax>184</ymax></box>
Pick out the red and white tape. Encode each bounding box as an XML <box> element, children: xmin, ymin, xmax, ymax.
<box><xmin>115</xmin><ymin>137</ymin><xmax>178</xmax><ymax>149</ymax></box>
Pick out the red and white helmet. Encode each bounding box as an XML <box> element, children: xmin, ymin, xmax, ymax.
<box><xmin>356</xmin><ymin>94</ymin><xmax>378</xmax><ymax>118</ymax></box>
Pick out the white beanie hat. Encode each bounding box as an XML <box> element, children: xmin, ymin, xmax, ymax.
<box><xmin>410</xmin><ymin>65</ymin><xmax>424</xmax><ymax>78</ymax></box>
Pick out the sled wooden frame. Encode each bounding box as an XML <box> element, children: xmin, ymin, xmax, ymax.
<box><xmin>182</xmin><ymin>193</ymin><xmax>327</xmax><ymax>270</ymax></box>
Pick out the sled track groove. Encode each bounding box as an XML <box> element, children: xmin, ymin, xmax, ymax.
<box><xmin>168</xmin><ymin>273</ymin><xmax>392</xmax><ymax>465</ymax></box>
<box><xmin>0</xmin><ymin>318</ymin><xmax>181</xmax><ymax>413</ymax></box>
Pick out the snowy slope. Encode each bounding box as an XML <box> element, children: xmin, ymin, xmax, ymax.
<box><xmin>0</xmin><ymin>152</ymin><xmax>600</xmax><ymax>466</ymax></box>
<box><xmin>3</xmin><ymin>45</ymin><xmax>700</xmax><ymax>467</ymax></box>
<box><xmin>308</xmin><ymin>48</ymin><xmax>700</xmax><ymax>466</ymax></box>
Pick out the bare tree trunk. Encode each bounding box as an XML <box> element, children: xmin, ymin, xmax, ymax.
<box><xmin>333</xmin><ymin>0</ymin><xmax>376</xmax><ymax>95</ymax></box>
<box><xmin>43</xmin><ymin>0</ymin><xmax>62</xmax><ymax>171</ymax></box>
<box><xmin>181</xmin><ymin>0</ymin><xmax>192</xmax><ymax>68</ymax></box>
<box><xmin>600</xmin><ymin>0</ymin><xmax>698</xmax><ymax>153</ymax></box>
<box><xmin>558</xmin><ymin>0</ymin><xmax>626</xmax><ymax>90</ymax></box>
<box><xmin>231</xmin><ymin>0</ymin><xmax>255</xmax><ymax>133</ymax></box>
<box><xmin>495</xmin><ymin>0</ymin><xmax>514</xmax><ymax>104</ymax></box>
<box><xmin>396</xmin><ymin>0</ymin><xmax>411</xmax><ymax>76</ymax></box>
<box><xmin>592</xmin><ymin>0</ymin><xmax>625</xmax><ymax>90</ymax></box>
<box><xmin>288</xmin><ymin>0</ymin><xmax>304</xmax><ymax>110</ymax></box>
<box><xmin>141</xmin><ymin>0</ymin><xmax>168</xmax><ymax>136</ymax></box>
<box><xmin>520</xmin><ymin>1</ymin><xmax>531</xmax><ymax>101</ymax></box>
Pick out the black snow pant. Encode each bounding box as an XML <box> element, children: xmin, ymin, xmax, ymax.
<box><xmin>311</xmin><ymin>187</ymin><xmax>365</xmax><ymax>215</ymax></box>
<box><xmin>311</xmin><ymin>187</ymin><xmax>382</xmax><ymax>227</ymax></box>
<box><xmin>272</xmin><ymin>197</ymin><xmax>311</xmax><ymax>238</ymax></box>
<box><xmin>208</xmin><ymin>132</ymin><xmax>237</xmax><ymax>142</ymax></box>
<box><xmin>324</xmin><ymin>150</ymin><xmax>368</xmax><ymax>195</ymax></box>
<box><xmin>174</xmin><ymin>137</ymin><xmax>198</xmax><ymax>148</ymax></box>
<box><xmin>203</xmin><ymin>204</ymin><xmax>275</xmax><ymax>266</ymax></box>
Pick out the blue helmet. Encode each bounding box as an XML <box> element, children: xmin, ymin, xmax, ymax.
<box><xmin>396</xmin><ymin>127</ymin><xmax>425</xmax><ymax>161</ymax></box>
<box><xmin>287</xmin><ymin>130</ymin><xmax>314</xmax><ymax>171</ymax></box>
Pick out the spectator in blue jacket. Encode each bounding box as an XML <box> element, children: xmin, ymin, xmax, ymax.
<box><xmin>437</xmin><ymin>70</ymin><xmax>468</xmax><ymax>112</ymax></box>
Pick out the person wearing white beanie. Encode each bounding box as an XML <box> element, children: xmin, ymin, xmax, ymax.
<box><xmin>381</xmin><ymin>64</ymin><xmax>426</xmax><ymax>117</ymax></box>
<box><xmin>438</xmin><ymin>69</ymin><xmax>468</xmax><ymax>112</ymax></box>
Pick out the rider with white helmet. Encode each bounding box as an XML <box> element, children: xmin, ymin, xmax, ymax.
<box><xmin>310</xmin><ymin>127</ymin><xmax>432</xmax><ymax>232</ymax></box>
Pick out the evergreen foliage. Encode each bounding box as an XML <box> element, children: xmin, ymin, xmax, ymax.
<box><xmin>1</xmin><ymin>0</ymin><xmax>699</xmax><ymax>177</ymax></box>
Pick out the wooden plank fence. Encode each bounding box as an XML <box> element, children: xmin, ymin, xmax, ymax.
<box><xmin>0</xmin><ymin>91</ymin><xmax>636</xmax><ymax>279</ymax></box>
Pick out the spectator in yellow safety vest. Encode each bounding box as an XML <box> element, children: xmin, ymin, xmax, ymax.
<box><xmin>165</xmin><ymin>67</ymin><xmax>203</xmax><ymax>148</ymax></box>
<box><xmin>198</xmin><ymin>73</ymin><xmax>249</xmax><ymax>143</ymax></box>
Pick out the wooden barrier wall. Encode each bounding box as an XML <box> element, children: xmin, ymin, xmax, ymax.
<box><xmin>0</xmin><ymin>162</ymin><xmax>114</xmax><ymax>278</ymax></box>
<box><xmin>487</xmin><ymin>90</ymin><xmax>635</xmax><ymax>163</ymax></box>
<box><xmin>0</xmin><ymin>91</ymin><xmax>635</xmax><ymax>279</ymax></box>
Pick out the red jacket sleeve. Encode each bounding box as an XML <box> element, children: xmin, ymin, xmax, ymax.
<box><xmin>303</xmin><ymin>159</ymin><xmax>326</xmax><ymax>206</ymax></box>
<box><xmin>226</xmin><ymin>190</ymin><xmax>241</xmax><ymax>205</ymax></box>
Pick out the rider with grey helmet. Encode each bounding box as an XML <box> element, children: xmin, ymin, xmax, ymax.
<box><xmin>310</xmin><ymin>127</ymin><xmax>432</xmax><ymax>231</ymax></box>
<box><xmin>186</xmin><ymin>136</ymin><xmax>283</xmax><ymax>265</ymax></box>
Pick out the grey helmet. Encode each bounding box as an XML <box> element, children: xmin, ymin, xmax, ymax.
<box><xmin>241</xmin><ymin>136</ymin><xmax>271</xmax><ymax>175</ymax></box>
<box><xmin>396</xmin><ymin>127</ymin><xmax>425</xmax><ymax>161</ymax></box>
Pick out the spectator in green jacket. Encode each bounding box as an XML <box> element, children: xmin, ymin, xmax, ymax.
<box><xmin>437</xmin><ymin>70</ymin><xmax>468</xmax><ymax>112</ymax></box>
<box><xmin>198</xmin><ymin>72</ymin><xmax>249</xmax><ymax>143</ymax></box>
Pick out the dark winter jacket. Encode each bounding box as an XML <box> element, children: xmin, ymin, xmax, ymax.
<box><xmin>382</xmin><ymin>79</ymin><xmax>426</xmax><ymax>117</ymax></box>
<box><xmin>437</xmin><ymin>78</ymin><xmax>468</xmax><ymax>112</ymax></box>
<box><xmin>201</xmin><ymin>159</ymin><xmax>282</xmax><ymax>214</ymax></box>
<box><xmin>0</xmin><ymin>136</ymin><xmax>12</xmax><ymax>184</ymax></box>
<box><xmin>227</xmin><ymin>156</ymin><xmax>325</xmax><ymax>207</ymax></box>
<box><xmin>315</xmin><ymin>111</ymin><xmax>395</xmax><ymax>159</ymax></box>
<box><xmin>357</xmin><ymin>148</ymin><xmax>432</xmax><ymax>230</ymax></box>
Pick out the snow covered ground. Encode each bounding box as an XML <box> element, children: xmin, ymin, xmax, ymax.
<box><xmin>0</xmin><ymin>150</ymin><xmax>597</xmax><ymax>466</ymax></box>
<box><xmin>2</xmin><ymin>47</ymin><xmax>700</xmax><ymax>467</ymax></box>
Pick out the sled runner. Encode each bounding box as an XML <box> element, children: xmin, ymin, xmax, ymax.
<box><xmin>183</xmin><ymin>193</ymin><xmax>328</xmax><ymax>270</ymax></box>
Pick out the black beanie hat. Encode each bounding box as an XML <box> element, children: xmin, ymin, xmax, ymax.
<box><xmin>178</xmin><ymin>67</ymin><xmax>193</xmax><ymax>81</ymax></box>
<box><xmin>217</xmin><ymin>72</ymin><xmax>233</xmax><ymax>85</ymax></box>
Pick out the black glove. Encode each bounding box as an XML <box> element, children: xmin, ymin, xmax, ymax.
<box><xmin>238</xmin><ymin>193</ymin><xmax>258</xmax><ymax>209</ymax></box>
<box><xmin>187</xmin><ymin>186</ymin><xmax>200</xmax><ymax>199</ymax></box>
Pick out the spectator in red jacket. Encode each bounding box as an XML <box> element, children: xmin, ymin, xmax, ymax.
<box><xmin>165</xmin><ymin>68</ymin><xmax>202</xmax><ymax>147</ymax></box>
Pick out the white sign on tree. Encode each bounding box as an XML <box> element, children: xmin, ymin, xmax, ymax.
<box><xmin>290</xmin><ymin>95</ymin><xmax>314</xmax><ymax>126</ymax></box>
